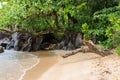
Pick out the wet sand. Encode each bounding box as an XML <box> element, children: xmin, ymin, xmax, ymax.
<box><xmin>22</xmin><ymin>51</ymin><xmax>61</xmax><ymax>80</ymax></box>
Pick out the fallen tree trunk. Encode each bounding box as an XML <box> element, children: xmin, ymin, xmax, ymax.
<box><xmin>62</xmin><ymin>40</ymin><xmax>113</xmax><ymax>58</ymax></box>
<box><xmin>83</xmin><ymin>40</ymin><xmax>105</xmax><ymax>56</ymax></box>
<box><xmin>62</xmin><ymin>48</ymin><xmax>83</xmax><ymax>58</ymax></box>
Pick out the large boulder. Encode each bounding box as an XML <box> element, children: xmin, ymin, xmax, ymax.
<box><xmin>21</xmin><ymin>37</ymin><xmax>32</xmax><ymax>51</ymax></box>
<box><xmin>11</xmin><ymin>32</ymin><xmax>18</xmax><ymax>41</ymax></box>
<box><xmin>6</xmin><ymin>32</ymin><xmax>24</xmax><ymax>51</ymax></box>
<box><xmin>0</xmin><ymin>38</ymin><xmax>10</xmax><ymax>49</ymax></box>
<box><xmin>55</xmin><ymin>33</ymin><xmax>83</xmax><ymax>50</ymax></box>
<box><xmin>6</xmin><ymin>32</ymin><xmax>19</xmax><ymax>50</ymax></box>
<box><xmin>32</xmin><ymin>36</ymin><xmax>43</xmax><ymax>51</ymax></box>
<box><xmin>36</xmin><ymin>36</ymin><xmax>43</xmax><ymax>50</ymax></box>
<box><xmin>6</xmin><ymin>39</ymin><xmax>15</xmax><ymax>49</ymax></box>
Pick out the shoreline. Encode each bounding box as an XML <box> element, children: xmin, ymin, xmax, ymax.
<box><xmin>19</xmin><ymin>58</ymin><xmax>40</xmax><ymax>80</ymax></box>
<box><xmin>22</xmin><ymin>51</ymin><xmax>60</xmax><ymax>80</ymax></box>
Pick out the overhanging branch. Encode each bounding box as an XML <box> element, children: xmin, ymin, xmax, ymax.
<box><xmin>0</xmin><ymin>28</ymin><xmax>53</xmax><ymax>36</ymax></box>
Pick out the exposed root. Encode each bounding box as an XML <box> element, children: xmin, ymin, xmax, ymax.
<box><xmin>62</xmin><ymin>40</ymin><xmax>113</xmax><ymax>58</ymax></box>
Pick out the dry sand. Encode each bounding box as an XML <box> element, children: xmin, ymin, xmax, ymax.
<box><xmin>39</xmin><ymin>52</ymin><xmax>120</xmax><ymax>80</ymax></box>
<box><xmin>23</xmin><ymin>50</ymin><xmax>120</xmax><ymax>80</ymax></box>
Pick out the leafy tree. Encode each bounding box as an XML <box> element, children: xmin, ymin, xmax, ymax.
<box><xmin>0</xmin><ymin>0</ymin><xmax>91</xmax><ymax>34</ymax></box>
<box><xmin>92</xmin><ymin>3</ymin><xmax>120</xmax><ymax>48</ymax></box>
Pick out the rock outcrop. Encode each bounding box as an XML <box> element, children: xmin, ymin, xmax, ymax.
<box><xmin>6</xmin><ymin>32</ymin><xmax>57</xmax><ymax>51</ymax></box>
<box><xmin>55</xmin><ymin>33</ymin><xmax>83</xmax><ymax>50</ymax></box>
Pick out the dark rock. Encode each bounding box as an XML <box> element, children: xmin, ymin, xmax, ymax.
<box><xmin>32</xmin><ymin>36</ymin><xmax>43</xmax><ymax>51</ymax></box>
<box><xmin>21</xmin><ymin>37</ymin><xmax>32</xmax><ymax>51</ymax></box>
<box><xmin>12</xmin><ymin>32</ymin><xmax>19</xmax><ymax>41</ymax></box>
<box><xmin>14</xmin><ymin>40</ymin><xmax>20</xmax><ymax>51</ymax></box>
<box><xmin>11</xmin><ymin>32</ymin><xmax>23</xmax><ymax>51</ymax></box>
<box><xmin>57</xmin><ymin>41</ymin><xmax>65</xmax><ymax>49</ymax></box>
<box><xmin>40</xmin><ymin>43</ymin><xmax>50</xmax><ymax>50</ymax></box>
<box><xmin>0</xmin><ymin>32</ymin><xmax>10</xmax><ymax>40</ymax></box>
<box><xmin>0</xmin><ymin>38</ymin><xmax>10</xmax><ymax>49</ymax></box>
<box><xmin>75</xmin><ymin>33</ymin><xmax>83</xmax><ymax>48</ymax></box>
<box><xmin>39</xmin><ymin>33</ymin><xmax>57</xmax><ymax>50</ymax></box>
<box><xmin>36</xmin><ymin>36</ymin><xmax>43</xmax><ymax>49</ymax></box>
<box><xmin>0</xmin><ymin>46</ymin><xmax>4</xmax><ymax>53</ymax></box>
<box><xmin>55</xmin><ymin>33</ymin><xmax>83</xmax><ymax>50</ymax></box>
<box><xmin>5</xmin><ymin>32</ymin><xmax>59</xmax><ymax>51</ymax></box>
<box><xmin>66</xmin><ymin>41</ymin><xmax>75</xmax><ymax>50</ymax></box>
<box><xmin>6</xmin><ymin>39</ymin><xmax>15</xmax><ymax>49</ymax></box>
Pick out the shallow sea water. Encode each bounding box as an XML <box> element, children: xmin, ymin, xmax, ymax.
<box><xmin>0</xmin><ymin>50</ymin><xmax>39</xmax><ymax>80</ymax></box>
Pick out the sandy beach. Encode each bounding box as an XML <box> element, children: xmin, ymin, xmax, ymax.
<box><xmin>22</xmin><ymin>50</ymin><xmax>120</xmax><ymax>80</ymax></box>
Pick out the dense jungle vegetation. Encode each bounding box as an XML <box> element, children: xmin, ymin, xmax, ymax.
<box><xmin>0</xmin><ymin>0</ymin><xmax>120</xmax><ymax>52</ymax></box>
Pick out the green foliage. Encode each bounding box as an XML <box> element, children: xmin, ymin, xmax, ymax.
<box><xmin>93</xmin><ymin>3</ymin><xmax>120</xmax><ymax>48</ymax></box>
<box><xmin>117</xmin><ymin>45</ymin><xmax>120</xmax><ymax>55</ymax></box>
<box><xmin>0</xmin><ymin>0</ymin><xmax>91</xmax><ymax>33</ymax></box>
<box><xmin>108</xmin><ymin>13</ymin><xmax>120</xmax><ymax>47</ymax></box>
<box><xmin>81</xmin><ymin>23</ymin><xmax>91</xmax><ymax>40</ymax></box>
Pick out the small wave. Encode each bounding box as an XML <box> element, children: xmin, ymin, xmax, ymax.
<box><xmin>19</xmin><ymin>57</ymin><xmax>40</xmax><ymax>80</ymax></box>
<box><xmin>0</xmin><ymin>50</ymin><xmax>40</xmax><ymax>80</ymax></box>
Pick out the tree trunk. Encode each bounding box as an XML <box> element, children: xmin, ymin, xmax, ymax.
<box><xmin>62</xmin><ymin>40</ymin><xmax>113</xmax><ymax>58</ymax></box>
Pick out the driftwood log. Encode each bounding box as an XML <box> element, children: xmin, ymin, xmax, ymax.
<box><xmin>62</xmin><ymin>40</ymin><xmax>113</xmax><ymax>58</ymax></box>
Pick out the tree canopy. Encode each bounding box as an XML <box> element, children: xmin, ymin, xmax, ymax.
<box><xmin>0</xmin><ymin>0</ymin><xmax>90</xmax><ymax>33</ymax></box>
<box><xmin>0</xmin><ymin>0</ymin><xmax>120</xmax><ymax>49</ymax></box>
